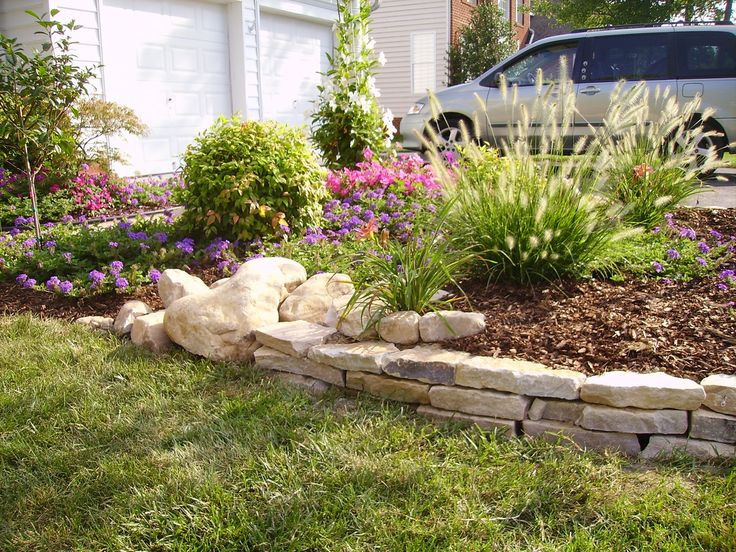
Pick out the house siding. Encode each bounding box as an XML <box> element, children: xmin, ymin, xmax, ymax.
<box><xmin>0</xmin><ymin>0</ymin><xmax>50</xmax><ymax>49</ymax></box>
<box><xmin>372</xmin><ymin>0</ymin><xmax>449</xmax><ymax>119</ymax></box>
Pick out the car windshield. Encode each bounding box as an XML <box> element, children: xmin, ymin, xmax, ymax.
<box><xmin>502</xmin><ymin>43</ymin><xmax>577</xmax><ymax>86</ymax></box>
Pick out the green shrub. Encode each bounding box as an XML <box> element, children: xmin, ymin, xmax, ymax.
<box><xmin>181</xmin><ymin>117</ymin><xmax>326</xmax><ymax>241</ymax></box>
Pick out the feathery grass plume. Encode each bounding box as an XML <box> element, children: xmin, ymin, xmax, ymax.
<box><xmin>587</xmin><ymin>81</ymin><xmax>725</xmax><ymax>229</ymax></box>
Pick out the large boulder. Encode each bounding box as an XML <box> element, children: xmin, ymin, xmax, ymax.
<box><xmin>163</xmin><ymin>257</ymin><xmax>306</xmax><ymax>361</ymax></box>
<box><xmin>279</xmin><ymin>272</ymin><xmax>354</xmax><ymax>325</ymax></box>
<box><xmin>113</xmin><ymin>300</ymin><xmax>152</xmax><ymax>335</ymax></box>
<box><xmin>158</xmin><ymin>269</ymin><xmax>210</xmax><ymax>307</ymax></box>
<box><xmin>325</xmin><ymin>294</ymin><xmax>382</xmax><ymax>339</ymax></box>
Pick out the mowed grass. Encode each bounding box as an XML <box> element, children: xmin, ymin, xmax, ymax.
<box><xmin>0</xmin><ymin>315</ymin><xmax>734</xmax><ymax>551</ymax></box>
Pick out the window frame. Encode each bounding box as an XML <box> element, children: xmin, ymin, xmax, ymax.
<box><xmin>516</xmin><ymin>0</ymin><xmax>524</xmax><ymax>25</ymax></box>
<box><xmin>578</xmin><ymin>33</ymin><xmax>676</xmax><ymax>84</ymax></box>
<box><xmin>410</xmin><ymin>30</ymin><xmax>437</xmax><ymax>96</ymax></box>
<box><xmin>481</xmin><ymin>39</ymin><xmax>581</xmax><ymax>87</ymax></box>
<box><xmin>674</xmin><ymin>31</ymin><xmax>736</xmax><ymax>79</ymax></box>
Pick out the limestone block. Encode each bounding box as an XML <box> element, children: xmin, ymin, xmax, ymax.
<box><xmin>429</xmin><ymin>385</ymin><xmax>530</xmax><ymax>421</ymax></box>
<box><xmin>158</xmin><ymin>269</ymin><xmax>209</xmax><ymax>307</ymax></box>
<box><xmin>522</xmin><ymin>419</ymin><xmax>641</xmax><ymax>456</ymax></box>
<box><xmin>131</xmin><ymin>311</ymin><xmax>173</xmax><ymax>354</ymax></box>
<box><xmin>527</xmin><ymin>398</ymin><xmax>586</xmax><ymax>423</ymax></box>
<box><xmin>578</xmin><ymin>404</ymin><xmax>688</xmax><ymax>434</ymax></box>
<box><xmin>307</xmin><ymin>341</ymin><xmax>398</xmax><ymax>374</ymax></box>
<box><xmin>417</xmin><ymin>405</ymin><xmax>518</xmax><ymax>436</ymax></box>
<box><xmin>377</xmin><ymin>311</ymin><xmax>421</xmax><ymax>345</ymax></box>
<box><xmin>254</xmin><ymin>320</ymin><xmax>337</xmax><ymax>358</ymax></box>
<box><xmin>418</xmin><ymin>311</ymin><xmax>486</xmax><ymax>342</ymax></box>
<box><xmin>75</xmin><ymin>315</ymin><xmax>114</xmax><ymax>331</ymax></box>
<box><xmin>346</xmin><ymin>371</ymin><xmax>430</xmax><ymax>404</ymax></box>
<box><xmin>690</xmin><ymin>408</ymin><xmax>736</xmax><ymax>444</ymax></box>
<box><xmin>580</xmin><ymin>371</ymin><xmax>705</xmax><ymax>410</ymax></box>
<box><xmin>253</xmin><ymin>346</ymin><xmax>344</xmax><ymax>387</ymax></box>
<box><xmin>382</xmin><ymin>346</ymin><xmax>471</xmax><ymax>385</ymax></box>
<box><xmin>701</xmin><ymin>374</ymin><xmax>736</xmax><ymax>416</ymax></box>
<box><xmin>640</xmin><ymin>435</ymin><xmax>735</xmax><ymax>460</ymax></box>
<box><xmin>113</xmin><ymin>300</ymin><xmax>152</xmax><ymax>335</ymax></box>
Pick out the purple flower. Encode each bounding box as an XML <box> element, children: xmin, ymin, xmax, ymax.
<box><xmin>717</xmin><ymin>283</ymin><xmax>729</xmax><ymax>291</ymax></box>
<box><xmin>127</xmin><ymin>231</ymin><xmax>148</xmax><ymax>241</ymax></box>
<box><xmin>148</xmin><ymin>269</ymin><xmax>161</xmax><ymax>283</ymax></box>
<box><xmin>46</xmin><ymin>276</ymin><xmax>61</xmax><ymax>290</ymax></box>
<box><xmin>61</xmin><ymin>215</ymin><xmax>74</xmax><ymax>224</ymax></box>
<box><xmin>44</xmin><ymin>240</ymin><xmax>57</xmax><ymax>249</ymax></box>
<box><xmin>662</xmin><ymin>278</ymin><xmax>674</xmax><ymax>285</ymax></box>
<box><xmin>110</xmin><ymin>261</ymin><xmax>124</xmax><ymax>275</ymax></box>
<box><xmin>720</xmin><ymin>269</ymin><xmax>735</xmax><ymax>282</ymax></box>
<box><xmin>696</xmin><ymin>256</ymin><xmax>708</xmax><ymax>267</ymax></box>
<box><xmin>117</xmin><ymin>221</ymin><xmax>132</xmax><ymax>231</ymax></box>
<box><xmin>139</xmin><ymin>243</ymin><xmax>150</xmax><ymax>251</ymax></box>
<box><xmin>88</xmin><ymin>270</ymin><xmax>105</xmax><ymax>286</ymax></box>
<box><xmin>114</xmin><ymin>277</ymin><xmax>129</xmax><ymax>290</ymax></box>
<box><xmin>62</xmin><ymin>252</ymin><xmax>72</xmax><ymax>262</ymax></box>
<box><xmin>652</xmin><ymin>261</ymin><xmax>664</xmax><ymax>273</ymax></box>
<box><xmin>15</xmin><ymin>273</ymin><xmax>28</xmax><ymax>284</ymax></box>
<box><xmin>153</xmin><ymin>232</ymin><xmax>168</xmax><ymax>243</ymax></box>
<box><xmin>22</xmin><ymin>278</ymin><xmax>36</xmax><ymax>289</ymax></box>
<box><xmin>698</xmin><ymin>242</ymin><xmax>711</xmax><ymax>254</ymax></box>
<box><xmin>59</xmin><ymin>281</ymin><xmax>73</xmax><ymax>295</ymax></box>
<box><xmin>24</xmin><ymin>251</ymin><xmax>34</xmax><ymax>258</ymax></box>
<box><xmin>678</xmin><ymin>226</ymin><xmax>696</xmax><ymax>240</ymax></box>
<box><xmin>710</xmin><ymin>230</ymin><xmax>723</xmax><ymax>240</ymax></box>
<box><xmin>666</xmin><ymin>249</ymin><xmax>680</xmax><ymax>260</ymax></box>
<box><xmin>175</xmin><ymin>238</ymin><xmax>195</xmax><ymax>255</ymax></box>
<box><xmin>109</xmin><ymin>241</ymin><xmax>119</xmax><ymax>248</ymax></box>
<box><xmin>22</xmin><ymin>238</ymin><xmax>36</xmax><ymax>248</ymax></box>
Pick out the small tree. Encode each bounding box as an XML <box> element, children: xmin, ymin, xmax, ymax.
<box><xmin>0</xmin><ymin>10</ymin><xmax>94</xmax><ymax>241</ymax></box>
<box><xmin>311</xmin><ymin>0</ymin><xmax>394</xmax><ymax>169</ymax></box>
<box><xmin>448</xmin><ymin>3</ymin><xmax>516</xmax><ymax>86</ymax></box>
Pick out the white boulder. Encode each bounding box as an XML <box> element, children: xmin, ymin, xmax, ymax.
<box><xmin>378</xmin><ymin>311</ymin><xmax>421</xmax><ymax>345</ymax></box>
<box><xmin>113</xmin><ymin>300</ymin><xmax>152</xmax><ymax>335</ymax></box>
<box><xmin>279</xmin><ymin>272</ymin><xmax>354</xmax><ymax>325</ymax></box>
<box><xmin>419</xmin><ymin>311</ymin><xmax>486</xmax><ymax>342</ymax></box>
<box><xmin>158</xmin><ymin>269</ymin><xmax>210</xmax><ymax>307</ymax></box>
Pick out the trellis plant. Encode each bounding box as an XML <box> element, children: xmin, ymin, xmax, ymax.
<box><xmin>311</xmin><ymin>0</ymin><xmax>395</xmax><ymax>168</ymax></box>
<box><xmin>0</xmin><ymin>10</ymin><xmax>95</xmax><ymax>242</ymax></box>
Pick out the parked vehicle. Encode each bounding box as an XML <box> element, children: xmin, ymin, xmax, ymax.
<box><xmin>400</xmin><ymin>22</ymin><xmax>736</xmax><ymax>158</ymax></box>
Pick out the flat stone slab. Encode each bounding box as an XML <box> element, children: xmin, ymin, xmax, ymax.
<box><xmin>456</xmin><ymin>356</ymin><xmax>585</xmax><ymax>400</ymax></box>
<box><xmin>346</xmin><ymin>371</ymin><xmax>430</xmax><ymax>404</ymax></box>
<box><xmin>75</xmin><ymin>315</ymin><xmax>114</xmax><ymax>331</ymax></box>
<box><xmin>580</xmin><ymin>371</ymin><xmax>705</xmax><ymax>410</ymax></box>
<box><xmin>131</xmin><ymin>311</ymin><xmax>173</xmax><ymax>354</ymax></box>
<box><xmin>527</xmin><ymin>398</ymin><xmax>586</xmax><ymax>423</ymax></box>
<box><xmin>578</xmin><ymin>404</ymin><xmax>688</xmax><ymax>435</ymax></box>
<box><xmin>690</xmin><ymin>408</ymin><xmax>736</xmax><ymax>444</ymax></box>
<box><xmin>382</xmin><ymin>346</ymin><xmax>470</xmax><ymax>385</ymax></box>
<box><xmin>378</xmin><ymin>311</ymin><xmax>421</xmax><ymax>345</ymax></box>
<box><xmin>429</xmin><ymin>385</ymin><xmax>530</xmax><ymax>420</ymax></box>
<box><xmin>254</xmin><ymin>320</ymin><xmax>337</xmax><ymax>358</ymax></box>
<box><xmin>640</xmin><ymin>435</ymin><xmax>735</xmax><ymax>461</ymax></box>
<box><xmin>701</xmin><ymin>374</ymin><xmax>736</xmax><ymax>416</ymax></box>
<box><xmin>254</xmin><ymin>347</ymin><xmax>344</xmax><ymax>387</ymax></box>
<box><xmin>270</xmin><ymin>372</ymin><xmax>331</xmax><ymax>397</ymax></box>
<box><xmin>522</xmin><ymin>419</ymin><xmax>641</xmax><ymax>456</ymax></box>
<box><xmin>416</xmin><ymin>405</ymin><xmax>518</xmax><ymax>436</ymax></box>
<box><xmin>307</xmin><ymin>341</ymin><xmax>398</xmax><ymax>374</ymax></box>
<box><xmin>418</xmin><ymin>311</ymin><xmax>486</xmax><ymax>342</ymax></box>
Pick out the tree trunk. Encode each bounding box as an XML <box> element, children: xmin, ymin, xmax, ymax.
<box><xmin>22</xmin><ymin>143</ymin><xmax>43</xmax><ymax>244</ymax></box>
<box><xmin>726</xmin><ymin>0</ymin><xmax>733</xmax><ymax>22</ymax></box>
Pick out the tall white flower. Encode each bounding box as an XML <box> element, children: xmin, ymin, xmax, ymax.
<box><xmin>377</xmin><ymin>51</ymin><xmax>387</xmax><ymax>66</ymax></box>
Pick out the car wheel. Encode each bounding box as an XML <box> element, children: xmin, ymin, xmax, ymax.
<box><xmin>676</xmin><ymin>121</ymin><xmax>726</xmax><ymax>175</ymax></box>
<box><xmin>432</xmin><ymin>116</ymin><xmax>471</xmax><ymax>154</ymax></box>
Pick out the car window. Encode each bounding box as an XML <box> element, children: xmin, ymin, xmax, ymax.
<box><xmin>501</xmin><ymin>42</ymin><xmax>577</xmax><ymax>86</ymax></box>
<box><xmin>677</xmin><ymin>31</ymin><xmax>736</xmax><ymax>79</ymax></box>
<box><xmin>584</xmin><ymin>33</ymin><xmax>672</xmax><ymax>82</ymax></box>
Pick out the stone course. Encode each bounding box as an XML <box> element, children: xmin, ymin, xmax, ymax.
<box><xmin>429</xmin><ymin>385</ymin><xmax>530</xmax><ymax>420</ymax></box>
<box><xmin>254</xmin><ymin>346</ymin><xmax>344</xmax><ymax>387</ymax></box>
<box><xmin>523</xmin><ymin>419</ymin><xmax>641</xmax><ymax>456</ymax></box>
<box><xmin>382</xmin><ymin>346</ymin><xmax>470</xmax><ymax>385</ymax></box>
<box><xmin>456</xmin><ymin>356</ymin><xmax>585</xmax><ymax>400</ymax></box>
<box><xmin>701</xmin><ymin>374</ymin><xmax>736</xmax><ymax>416</ymax></box>
<box><xmin>580</xmin><ymin>371</ymin><xmax>705</xmax><ymax>410</ymax></box>
<box><xmin>527</xmin><ymin>398</ymin><xmax>586</xmax><ymax>423</ymax></box>
<box><xmin>254</xmin><ymin>320</ymin><xmax>337</xmax><ymax>358</ymax></box>
<box><xmin>641</xmin><ymin>435</ymin><xmax>735</xmax><ymax>461</ymax></box>
<box><xmin>578</xmin><ymin>404</ymin><xmax>688</xmax><ymax>435</ymax></box>
<box><xmin>346</xmin><ymin>371</ymin><xmax>430</xmax><ymax>404</ymax></box>
<box><xmin>308</xmin><ymin>341</ymin><xmax>398</xmax><ymax>374</ymax></box>
<box><xmin>690</xmin><ymin>408</ymin><xmax>736</xmax><ymax>444</ymax></box>
<box><xmin>417</xmin><ymin>405</ymin><xmax>518</xmax><ymax>435</ymax></box>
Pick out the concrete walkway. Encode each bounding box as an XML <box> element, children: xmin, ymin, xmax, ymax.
<box><xmin>684</xmin><ymin>169</ymin><xmax>736</xmax><ymax>209</ymax></box>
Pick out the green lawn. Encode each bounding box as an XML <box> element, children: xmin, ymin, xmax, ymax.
<box><xmin>725</xmin><ymin>152</ymin><xmax>735</xmax><ymax>169</ymax></box>
<box><xmin>0</xmin><ymin>315</ymin><xmax>734</xmax><ymax>551</ymax></box>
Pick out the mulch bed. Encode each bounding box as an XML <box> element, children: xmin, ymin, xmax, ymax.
<box><xmin>1</xmin><ymin>208</ymin><xmax>733</xmax><ymax>382</ymax></box>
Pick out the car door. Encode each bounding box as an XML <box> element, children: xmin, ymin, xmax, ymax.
<box><xmin>482</xmin><ymin>40</ymin><xmax>580</xmax><ymax>149</ymax></box>
<box><xmin>574</xmin><ymin>32</ymin><xmax>676</xmax><ymax>140</ymax></box>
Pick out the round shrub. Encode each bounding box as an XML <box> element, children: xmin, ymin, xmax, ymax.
<box><xmin>181</xmin><ymin>117</ymin><xmax>326</xmax><ymax>240</ymax></box>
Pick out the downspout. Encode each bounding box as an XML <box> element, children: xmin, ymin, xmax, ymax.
<box><xmin>254</xmin><ymin>0</ymin><xmax>264</xmax><ymax>119</ymax></box>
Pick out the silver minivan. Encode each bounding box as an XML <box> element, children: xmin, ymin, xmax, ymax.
<box><xmin>400</xmin><ymin>23</ymin><xmax>736</xmax><ymax>157</ymax></box>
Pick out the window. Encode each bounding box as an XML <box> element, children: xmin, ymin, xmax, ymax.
<box><xmin>498</xmin><ymin>0</ymin><xmax>510</xmax><ymax>21</ymax></box>
<box><xmin>677</xmin><ymin>31</ymin><xmax>736</xmax><ymax>78</ymax></box>
<box><xmin>516</xmin><ymin>0</ymin><xmax>524</xmax><ymax>25</ymax></box>
<box><xmin>501</xmin><ymin>42</ymin><xmax>577</xmax><ymax>86</ymax></box>
<box><xmin>584</xmin><ymin>33</ymin><xmax>672</xmax><ymax>82</ymax></box>
<box><xmin>411</xmin><ymin>31</ymin><xmax>436</xmax><ymax>95</ymax></box>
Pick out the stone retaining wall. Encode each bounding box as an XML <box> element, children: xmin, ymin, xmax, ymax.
<box><xmin>253</xmin><ymin>320</ymin><xmax>736</xmax><ymax>461</ymax></box>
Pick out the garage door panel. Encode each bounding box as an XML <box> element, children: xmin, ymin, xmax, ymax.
<box><xmin>103</xmin><ymin>0</ymin><xmax>231</xmax><ymax>174</ymax></box>
<box><xmin>260</xmin><ymin>11</ymin><xmax>332</xmax><ymax>126</ymax></box>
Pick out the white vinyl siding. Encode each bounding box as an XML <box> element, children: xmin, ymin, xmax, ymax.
<box><xmin>411</xmin><ymin>31</ymin><xmax>436</xmax><ymax>95</ymax></box>
<box><xmin>372</xmin><ymin>0</ymin><xmax>449</xmax><ymax>117</ymax></box>
<box><xmin>0</xmin><ymin>0</ymin><xmax>49</xmax><ymax>50</ymax></box>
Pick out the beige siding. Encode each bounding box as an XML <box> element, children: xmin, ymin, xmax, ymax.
<box><xmin>50</xmin><ymin>0</ymin><xmax>104</xmax><ymax>95</ymax></box>
<box><xmin>0</xmin><ymin>0</ymin><xmax>49</xmax><ymax>50</ymax></box>
<box><xmin>372</xmin><ymin>0</ymin><xmax>449</xmax><ymax>117</ymax></box>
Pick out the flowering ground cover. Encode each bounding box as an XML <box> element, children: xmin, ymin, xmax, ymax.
<box><xmin>0</xmin><ymin>314</ymin><xmax>733</xmax><ymax>550</ymax></box>
<box><xmin>0</xmin><ymin>167</ymin><xmax>185</xmax><ymax>226</ymax></box>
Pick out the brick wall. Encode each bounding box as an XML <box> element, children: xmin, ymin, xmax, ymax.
<box><xmin>451</xmin><ymin>0</ymin><xmax>532</xmax><ymax>47</ymax></box>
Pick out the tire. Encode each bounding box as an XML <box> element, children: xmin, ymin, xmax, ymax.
<box><xmin>676</xmin><ymin>119</ymin><xmax>727</xmax><ymax>176</ymax></box>
<box><xmin>431</xmin><ymin>116</ymin><xmax>472</xmax><ymax>155</ymax></box>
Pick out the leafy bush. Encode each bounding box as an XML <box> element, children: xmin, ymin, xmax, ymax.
<box><xmin>447</xmin><ymin>2</ymin><xmax>516</xmax><ymax>85</ymax></box>
<box><xmin>311</xmin><ymin>0</ymin><xmax>394</xmax><ymax>168</ymax></box>
<box><xmin>594</xmin><ymin>83</ymin><xmax>721</xmax><ymax>229</ymax></box>
<box><xmin>181</xmin><ymin>117</ymin><xmax>326</xmax><ymax>241</ymax></box>
<box><xmin>76</xmin><ymin>98</ymin><xmax>147</xmax><ymax>170</ymax></box>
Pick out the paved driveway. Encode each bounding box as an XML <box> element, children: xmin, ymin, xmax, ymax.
<box><xmin>684</xmin><ymin>169</ymin><xmax>736</xmax><ymax>209</ymax></box>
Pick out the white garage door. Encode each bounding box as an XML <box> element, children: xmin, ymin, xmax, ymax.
<box><xmin>101</xmin><ymin>0</ymin><xmax>231</xmax><ymax>175</ymax></box>
<box><xmin>259</xmin><ymin>11</ymin><xmax>333</xmax><ymax>127</ymax></box>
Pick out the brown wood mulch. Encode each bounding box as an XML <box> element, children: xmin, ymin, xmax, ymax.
<box><xmin>0</xmin><ymin>209</ymin><xmax>733</xmax><ymax>382</ymax></box>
